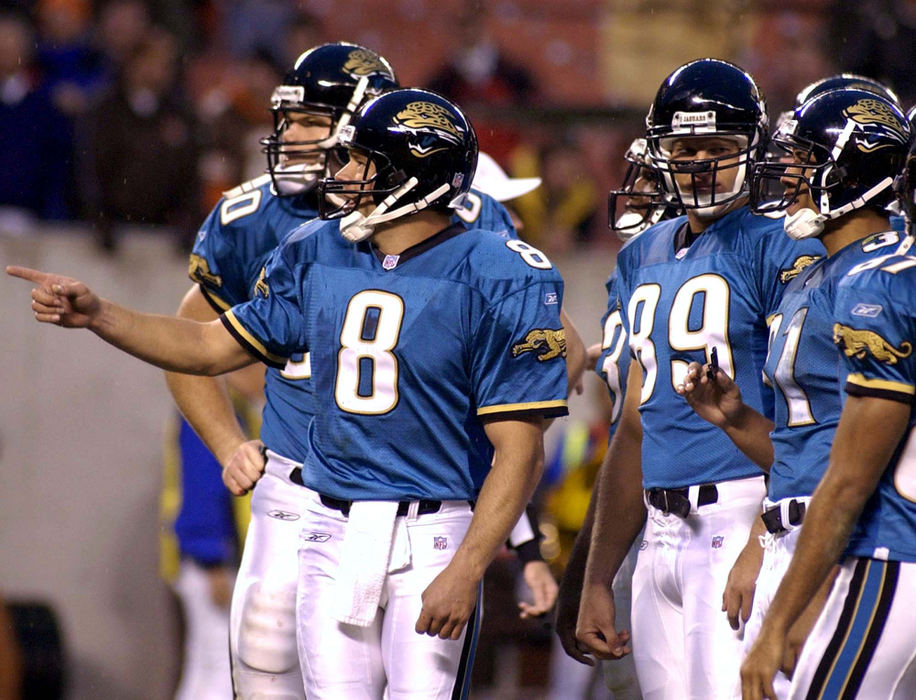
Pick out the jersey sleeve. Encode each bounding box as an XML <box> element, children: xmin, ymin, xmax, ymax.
<box><xmin>189</xmin><ymin>201</ymin><xmax>257</xmax><ymax>312</ymax></box>
<box><xmin>220</xmin><ymin>242</ymin><xmax>309</xmax><ymax>368</ymax></box>
<box><xmin>472</xmin><ymin>276</ymin><xmax>569</xmax><ymax>418</ymax></box>
<box><xmin>834</xmin><ymin>272</ymin><xmax>916</xmax><ymax>404</ymax></box>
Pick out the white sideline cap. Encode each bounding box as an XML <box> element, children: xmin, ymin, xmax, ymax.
<box><xmin>471</xmin><ymin>152</ymin><xmax>541</xmax><ymax>202</ymax></box>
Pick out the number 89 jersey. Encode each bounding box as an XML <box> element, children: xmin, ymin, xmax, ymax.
<box><xmin>615</xmin><ymin>206</ymin><xmax>824</xmax><ymax>488</ymax></box>
<box><xmin>223</xmin><ymin>219</ymin><xmax>568</xmax><ymax>501</ymax></box>
<box><xmin>833</xmin><ymin>251</ymin><xmax>916</xmax><ymax>563</ymax></box>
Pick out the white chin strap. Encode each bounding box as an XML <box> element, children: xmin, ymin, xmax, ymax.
<box><xmin>783</xmin><ymin>175</ymin><xmax>895</xmax><ymax>241</ymax></box>
<box><xmin>340</xmin><ymin>178</ymin><xmax>451</xmax><ymax>243</ymax></box>
<box><xmin>783</xmin><ymin>207</ymin><xmax>826</xmax><ymax>240</ymax></box>
<box><xmin>273</xmin><ymin>162</ymin><xmax>322</xmax><ymax>195</ymax></box>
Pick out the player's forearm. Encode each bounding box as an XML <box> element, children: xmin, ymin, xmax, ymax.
<box><xmin>166</xmin><ymin>372</ymin><xmax>248</xmax><ymax>467</ymax></box>
<box><xmin>722</xmin><ymin>404</ymin><xmax>775</xmax><ymax>470</ymax></box>
<box><xmin>762</xmin><ymin>396</ymin><xmax>906</xmax><ymax>635</ymax></box>
<box><xmin>89</xmin><ymin>299</ymin><xmax>245</xmax><ymax>375</ymax></box>
<box><xmin>561</xmin><ymin>476</ymin><xmax>599</xmax><ymax>594</ymax></box>
<box><xmin>585</xmin><ymin>406</ymin><xmax>646</xmax><ymax>586</ymax></box>
<box><xmin>452</xmin><ymin>420</ymin><xmax>545</xmax><ymax>580</ymax></box>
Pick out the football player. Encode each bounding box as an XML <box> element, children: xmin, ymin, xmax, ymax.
<box><xmin>678</xmin><ymin>87</ymin><xmax>911</xmax><ymax>697</ymax></box>
<box><xmin>740</xmin><ymin>101</ymin><xmax>916</xmax><ymax>700</ymax></box>
<box><xmin>575</xmin><ymin>58</ymin><xmax>824</xmax><ymax>699</ymax></box>
<box><xmin>9</xmin><ymin>88</ymin><xmax>569</xmax><ymax>699</ymax></box>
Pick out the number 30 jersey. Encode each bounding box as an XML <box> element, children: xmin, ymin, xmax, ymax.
<box><xmin>190</xmin><ymin>176</ymin><xmax>518</xmax><ymax>463</ymax></box>
<box><xmin>833</xmin><ymin>250</ymin><xmax>916</xmax><ymax>563</ymax></box>
<box><xmin>615</xmin><ymin>206</ymin><xmax>824</xmax><ymax>488</ymax></box>
<box><xmin>223</xmin><ymin>220</ymin><xmax>568</xmax><ymax>501</ymax></box>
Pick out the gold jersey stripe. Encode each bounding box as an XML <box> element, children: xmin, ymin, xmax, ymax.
<box><xmin>222</xmin><ymin>310</ymin><xmax>287</xmax><ymax>365</ymax></box>
<box><xmin>477</xmin><ymin>399</ymin><xmax>568</xmax><ymax>416</ymax></box>
<box><xmin>846</xmin><ymin>373</ymin><xmax>915</xmax><ymax>395</ymax></box>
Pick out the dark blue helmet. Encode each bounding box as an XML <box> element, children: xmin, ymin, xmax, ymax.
<box><xmin>319</xmin><ymin>88</ymin><xmax>478</xmax><ymax>242</ymax></box>
<box><xmin>262</xmin><ymin>42</ymin><xmax>398</xmax><ymax>195</ymax></box>
<box><xmin>751</xmin><ymin>88</ymin><xmax>910</xmax><ymax>238</ymax></box>
<box><xmin>645</xmin><ymin>58</ymin><xmax>768</xmax><ymax>214</ymax></box>
<box><xmin>894</xmin><ymin>117</ymin><xmax>916</xmax><ymax>225</ymax></box>
<box><xmin>794</xmin><ymin>73</ymin><xmax>900</xmax><ymax>110</ymax></box>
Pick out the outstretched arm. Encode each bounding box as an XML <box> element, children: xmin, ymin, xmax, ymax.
<box><xmin>8</xmin><ymin>266</ymin><xmax>254</xmax><ymax>375</ymax></box>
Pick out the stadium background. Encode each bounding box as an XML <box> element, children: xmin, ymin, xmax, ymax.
<box><xmin>0</xmin><ymin>0</ymin><xmax>903</xmax><ymax>697</ymax></box>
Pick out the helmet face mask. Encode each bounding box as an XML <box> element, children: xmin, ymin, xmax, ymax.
<box><xmin>608</xmin><ymin>138</ymin><xmax>676</xmax><ymax>238</ymax></box>
<box><xmin>645</xmin><ymin>59</ymin><xmax>768</xmax><ymax>216</ymax></box>
<box><xmin>751</xmin><ymin>89</ymin><xmax>910</xmax><ymax>239</ymax></box>
<box><xmin>260</xmin><ymin>43</ymin><xmax>398</xmax><ymax>197</ymax></box>
<box><xmin>318</xmin><ymin>89</ymin><xmax>478</xmax><ymax>242</ymax></box>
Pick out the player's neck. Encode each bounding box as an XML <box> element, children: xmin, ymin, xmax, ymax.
<box><xmin>821</xmin><ymin>209</ymin><xmax>891</xmax><ymax>257</ymax></box>
<box><xmin>684</xmin><ymin>196</ymin><xmax>746</xmax><ymax>233</ymax></box>
<box><xmin>371</xmin><ymin>211</ymin><xmax>452</xmax><ymax>255</ymax></box>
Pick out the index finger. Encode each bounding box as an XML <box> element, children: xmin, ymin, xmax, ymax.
<box><xmin>6</xmin><ymin>266</ymin><xmax>48</xmax><ymax>284</ymax></box>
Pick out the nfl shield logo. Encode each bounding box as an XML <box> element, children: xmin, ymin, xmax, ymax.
<box><xmin>382</xmin><ymin>254</ymin><xmax>400</xmax><ymax>270</ymax></box>
<box><xmin>711</xmin><ymin>536</ymin><xmax>724</xmax><ymax>549</ymax></box>
<box><xmin>433</xmin><ymin>536</ymin><xmax>448</xmax><ymax>550</ymax></box>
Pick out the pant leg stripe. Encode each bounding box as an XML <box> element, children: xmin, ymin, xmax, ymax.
<box><xmin>806</xmin><ymin>558</ymin><xmax>868</xmax><ymax>700</ymax></box>
<box><xmin>451</xmin><ymin>580</ymin><xmax>483</xmax><ymax>700</ymax></box>
<box><xmin>838</xmin><ymin>560</ymin><xmax>899</xmax><ymax>699</ymax></box>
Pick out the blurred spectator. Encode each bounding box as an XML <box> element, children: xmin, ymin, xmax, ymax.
<box><xmin>35</xmin><ymin>0</ymin><xmax>107</xmax><ymax>117</ymax></box>
<box><xmin>93</xmin><ymin>0</ymin><xmax>152</xmax><ymax>80</ymax></box>
<box><xmin>0</xmin><ymin>11</ymin><xmax>74</xmax><ymax>229</ymax></box>
<box><xmin>831</xmin><ymin>0</ymin><xmax>916</xmax><ymax>105</ymax></box>
<box><xmin>79</xmin><ymin>27</ymin><xmax>200</xmax><ymax>250</ymax></box>
<box><xmin>511</xmin><ymin>136</ymin><xmax>599</xmax><ymax>256</ymax></box>
<box><xmin>279</xmin><ymin>11</ymin><xmax>323</xmax><ymax>72</ymax></box>
<box><xmin>216</xmin><ymin>0</ymin><xmax>298</xmax><ymax>68</ymax></box>
<box><xmin>425</xmin><ymin>4</ymin><xmax>538</xmax><ymax>163</ymax></box>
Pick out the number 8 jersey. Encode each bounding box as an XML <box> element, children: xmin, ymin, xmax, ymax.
<box><xmin>223</xmin><ymin>219</ymin><xmax>569</xmax><ymax>501</ymax></box>
<box><xmin>615</xmin><ymin>206</ymin><xmax>824</xmax><ymax>488</ymax></box>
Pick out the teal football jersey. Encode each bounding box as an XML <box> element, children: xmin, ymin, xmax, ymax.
<box><xmin>615</xmin><ymin>206</ymin><xmax>825</xmax><ymax>488</ymax></box>
<box><xmin>191</xmin><ymin>178</ymin><xmax>516</xmax><ymax>462</ymax></box>
<box><xmin>224</xmin><ymin>220</ymin><xmax>567</xmax><ymax>500</ymax></box>
<box><xmin>596</xmin><ymin>268</ymin><xmax>629</xmax><ymax>442</ymax></box>
<box><xmin>833</xmin><ymin>249</ymin><xmax>916</xmax><ymax>562</ymax></box>
<box><xmin>765</xmin><ymin>231</ymin><xmax>907</xmax><ymax>501</ymax></box>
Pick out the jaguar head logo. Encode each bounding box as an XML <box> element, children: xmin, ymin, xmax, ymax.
<box><xmin>512</xmin><ymin>328</ymin><xmax>567</xmax><ymax>362</ymax></box>
<box><xmin>343</xmin><ymin>49</ymin><xmax>394</xmax><ymax>80</ymax></box>
<box><xmin>393</xmin><ymin>101</ymin><xmax>464</xmax><ymax>158</ymax></box>
<box><xmin>833</xmin><ymin>323</ymin><xmax>912</xmax><ymax>364</ymax></box>
<box><xmin>779</xmin><ymin>254</ymin><xmax>821</xmax><ymax>283</ymax></box>
<box><xmin>843</xmin><ymin>98</ymin><xmax>908</xmax><ymax>152</ymax></box>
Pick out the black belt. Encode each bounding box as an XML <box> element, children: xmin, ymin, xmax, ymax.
<box><xmin>645</xmin><ymin>484</ymin><xmax>718</xmax><ymax>518</ymax></box>
<box><xmin>761</xmin><ymin>499</ymin><xmax>806</xmax><ymax>534</ymax></box>
<box><xmin>319</xmin><ymin>493</ymin><xmax>442</xmax><ymax>518</ymax></box>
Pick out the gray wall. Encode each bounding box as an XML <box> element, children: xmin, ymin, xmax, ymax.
<box><xmin>0</xmin><ymin>228</ymin><xmax>618</xmax><ymax>699</ymax></box>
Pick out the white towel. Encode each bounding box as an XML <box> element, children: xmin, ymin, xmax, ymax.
<box><xmin>330</xmin><ymin>500</ymin><xmax>400</xmax><ymax>627</ymax></box>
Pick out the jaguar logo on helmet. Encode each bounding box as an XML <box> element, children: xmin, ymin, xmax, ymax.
<box><xmin>343</xmin><ymin>49</ymin><xmax>395</xmax><ymax>80</ymax></box>
<box><xmin>844</xmin><ymin>98</ymin><xmax>908</xmax><ymax>151</ymax></box>
<box><xmin>394</xmin><ymin>101</ymin><xmax>464</xmax><ymax>157</ymax></box>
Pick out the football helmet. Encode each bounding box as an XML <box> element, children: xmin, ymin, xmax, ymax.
<box><xmin>750</xmin><ymin>88</ymin><xmax>910</xmax><ymax>240</ymax></box>
<box><xmin>608</xmin><ymin>137</ymin><xmax>679</xmax><ymax>239</ymax></box>
<box><xmin>645</xmin><ymin>58</ymin><xmax>768</xmax><ymax>217</ymax></box>
<box><xmin>794</xmin><ymin>73</ymin><xmax>900</xmax><ymax>110</ymax></box>
<box><xmin>262</xmin><ymin>42</ymin><xmax>398</xmax><ymax>195</ymax></box>
<box><xmin>318</xmin><ymin>88</ymin><xmax>478</xmax><ymax>242</ymax></box>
